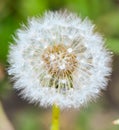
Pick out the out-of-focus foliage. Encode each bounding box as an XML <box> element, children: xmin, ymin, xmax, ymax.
<box><xmin>106</xmin><ymin>38</ymin><xmax>119</xmax><ymax>53</ymax></box>
<box><xmin>66</xmin><ymin>0</ymin><xmax>113</xmax><ymax>19</ymax></box>
<box><xmin>0</xmin><ymin>17</ymin><xmax>19</xmax><ymax>63</ymax></box>
<box><xmin>97</xmin><ymin>10</ymin><xmax>119</xmax><ymax>38</ymax></box>
<box><xmin>15</xmin><ymin>108</ymin><xmax>42</xmax><ymax>130</ymax></box>
<box><xmin>19</xmin><ymin>0</ymin><xmax>47</xmax><ymax>17</ymax></box>
<box><xmin>96</xmin><ymin>9</ymin><xmax>119</xmax><ymax>54</ymax></box>
<box><xmin>75</xmin><ymin>103</ymin><xmax>119</xmax><ymax>130</ymax></box>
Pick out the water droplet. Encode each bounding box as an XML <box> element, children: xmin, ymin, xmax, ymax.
<box><xmin>67</xmin><ymin>48</ymin><xmax>73</xmax><ymax>53</ymax></box>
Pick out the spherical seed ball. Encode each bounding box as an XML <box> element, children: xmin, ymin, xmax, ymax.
<box><xmin>8</xmin><ymin>11</ymin><xmax>112</xmax><ymax>109</ymax></box>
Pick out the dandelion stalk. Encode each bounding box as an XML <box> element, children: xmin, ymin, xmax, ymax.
<box><xmin>51</xmin><ymin>104</ymin><xmax>60</xmax><ymax>130</ymax></box>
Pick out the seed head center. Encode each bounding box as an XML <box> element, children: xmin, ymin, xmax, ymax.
<box><xmin>42</xmin><ymin>44</ymin><xmax>78</xmax><ymax>78</ymax></box>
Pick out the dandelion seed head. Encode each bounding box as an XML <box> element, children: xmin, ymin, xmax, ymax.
<box><xmin>8</xmin><ymin>11</ymin><xmax>112</xmax><ymax>109</ymax></box>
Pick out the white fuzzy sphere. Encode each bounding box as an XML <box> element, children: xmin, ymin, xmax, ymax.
<box><xmin>8</xmin><ymin>11</ymin><xmax>112</xmax><ymax>109</ymax></box>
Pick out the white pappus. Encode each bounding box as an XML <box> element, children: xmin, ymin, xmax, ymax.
<box><xmin>8</xmin><ymin>11</ymin><xmax>112</xmax><ymax>109</ymax></box>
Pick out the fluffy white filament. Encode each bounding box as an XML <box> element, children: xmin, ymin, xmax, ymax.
<box><xmin>8</xmin><ymin>11</ymin><xmax>112</xmax><ymax>109</ymax></box>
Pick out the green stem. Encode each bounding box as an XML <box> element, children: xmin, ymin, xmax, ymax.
<box><xmin>51</xmin><ymin>104</ymin><xmax>60</xmax><ymax>130</ymax></box>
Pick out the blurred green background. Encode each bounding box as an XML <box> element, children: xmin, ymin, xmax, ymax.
<box><xmin>0</xmin><ymin>0</ymin><xmax>119</xmax><ymax>130</ymax></box>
